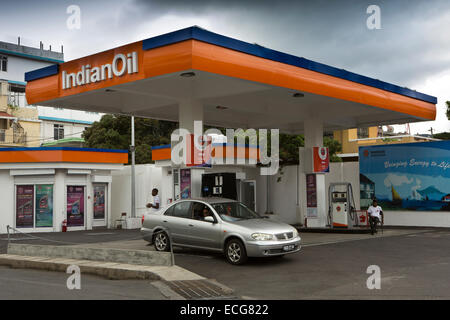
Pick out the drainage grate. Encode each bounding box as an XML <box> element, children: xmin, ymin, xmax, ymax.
<box><xmin>165</xmin><ymin>279</ymin><xmax>234</xmax><ymax>300</ymax></box>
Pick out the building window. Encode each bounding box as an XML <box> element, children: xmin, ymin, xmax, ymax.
<box><xmin>0</xmin><ymin>55</ymin><xmax>7</xmax><ymax>72</ymax></box>
<box><xmin>8</xmin><ymin>83</ymin><xmax>27</xmax><ymax>107</ymax></box>
<box><xmin>357</xmin><ymin>127</ymin><xmax>369</xmax><ymax>139</ymax></box>
<box><xmin>54</xmin><ymin>124</ymin><xmax>64</xmax><ymax>140</ymax></box>
<box><xmin>0</xmin><ymin>129</ymin><xmax>5</xmax><ymax>142</ymax></box>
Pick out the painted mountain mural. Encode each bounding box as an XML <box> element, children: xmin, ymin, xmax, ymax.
<box><xmin>417</xmin><ymin>186</ymin><xmax>446</xmax><ymax>201</ymax></box>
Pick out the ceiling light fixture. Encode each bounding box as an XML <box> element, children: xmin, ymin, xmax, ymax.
<box><xmin>216</xmin><ymin>106</ymin><xmax>228</xmax><ymax>110</ymax></box>
<box><xmin>180</xmin><ymin>72</ymin><xmax>196</xmax><ymax>77</ymax></box>
<box><xmin>293</xmin><ymin>92</ymin><xmax>304</xmax><ymax>98</ymax></box>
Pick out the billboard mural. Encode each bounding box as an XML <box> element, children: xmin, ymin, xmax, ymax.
<box><xmin>359</xmin><ymin>141</ymin><xmax>450</xmax><ymax>211</ymax></box>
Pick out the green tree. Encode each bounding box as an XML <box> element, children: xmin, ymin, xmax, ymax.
<box><xmin>82</xmin><ymin>115</ymin><xmax>177</xmax><ymax>164</ymax></box>
<box><xmin>83</xmin><ymin>116</ymin><xmax>343</xmax><ymax>166</ymax></box>
<box><xmin>433</xmin><ymin>132</ymin><xmax>450</xmax><ymax>140</ymax></box>
<box><xmin>447</xmin><ymin>101</ymin><xmax>450</xmax><ymax>120</ymax></box>
<box><xmin>324</xmin><ymin>136</ymin><xmax>343</xmax><ymax>162</ymax></box>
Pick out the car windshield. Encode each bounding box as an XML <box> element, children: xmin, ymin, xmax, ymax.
<box><xmin>212</xmin><ymin>202</ymin><xmax>261</xmax><ymax>221</ymax></box>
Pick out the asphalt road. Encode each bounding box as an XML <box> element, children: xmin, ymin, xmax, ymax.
<box><xmin>0</xmin><ymin>266</ymin><xmax>165</xmax><ymax>300</ymax></box>
<box><xmin>2</xmin><ymin>228</ymin><xmax>450</xmax><ymax>299</ymax></box>
<box><xmin>173</xmin><ymin>230</ymin><xmax>450</xmax><ymax>299</ymax></box>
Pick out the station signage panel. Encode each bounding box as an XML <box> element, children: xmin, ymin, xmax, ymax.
<box><xmin>312</xmin><ymin>147</ymin><xmax>330</xmax><ymax>173</ymax></box>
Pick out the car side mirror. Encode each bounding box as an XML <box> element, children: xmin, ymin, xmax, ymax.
<box><xmin>204</xmin><ymin>216</ymin><xmax>215</xmax><ymax>223</ymax></box>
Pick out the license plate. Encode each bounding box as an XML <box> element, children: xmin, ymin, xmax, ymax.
<box><xmin>283</xmin><ymin>245</ymin><xmax>295</xmax><ymax>252</ymax></box>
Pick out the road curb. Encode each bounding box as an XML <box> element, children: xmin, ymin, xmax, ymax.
<box><xmin>0</xmin><ymin>254</ymin><xmax>202</xmax><ymax>281</ymax></box>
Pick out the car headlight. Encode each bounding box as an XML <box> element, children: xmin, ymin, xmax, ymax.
<box><xmin>292</xmin><ymin>229</ymin><xmax>298</xmax><ymax>238</ymax></box>
<box><xmin>251</xmin><ymin>233</ymin><xmax>274</xmax><ymax>241</ymax></box>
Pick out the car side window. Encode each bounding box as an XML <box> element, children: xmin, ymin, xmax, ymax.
<box><xmin>172</xmin><ymin>201</ymin><xmax>192</xmax><ymax>219</ymax></box>
<box><xmin>164</xmin><ymin>205</ymin><xmax>175</xmax><ymax>216</ymax></box>
<box><xmin>192</xmin><ymin>202</ymin><xmax>214</xmax><ymax>222</ymax></box>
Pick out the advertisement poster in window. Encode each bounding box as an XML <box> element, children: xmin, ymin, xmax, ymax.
<box><xmin>16</xmin><ymin>185</ymin><xmax>34</xmax><ymax>228</ymax></box>
<box><xmin>67</xmin><ymin>186</ymin><xmax>85</xmax><ymax>226</ymax></box>
<box><xmin>180</xmin><ymin>169</ymin><xmax>191</xmax><ymax>199</ymax></box>
<box><xmin>35</xmin><ymin>184</ymin><xmax>53</xmax><ymax>227</ymax></box>
<box><xmin>93</xmin><ymin>185</ymin><xmax>106</xmax><ymax>219</ymax></box>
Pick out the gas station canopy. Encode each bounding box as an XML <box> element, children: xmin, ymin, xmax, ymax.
<box><xmin>25</xmin><ymin>26</ymin><xmax>437</xmax><ymax>134</ymax></box>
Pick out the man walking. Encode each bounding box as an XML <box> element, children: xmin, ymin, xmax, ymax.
<box><xmin>367</xmin><ymin>199</ymin><xmax>383</xmax><ymax>235</ymax></box>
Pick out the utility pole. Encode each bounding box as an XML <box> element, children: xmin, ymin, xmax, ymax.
<box><xmin>131</xmin><ymin>116</ymin><xmax>136</xmax><ymax>218</ymax></box>
<box><xmin>429</xmin><ymin>127</ymin><xmax>434</xmax><ymax>136</ymax></box>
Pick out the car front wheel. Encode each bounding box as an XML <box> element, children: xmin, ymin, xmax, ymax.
<box><xmin>225</xmin><ymin>239</ymin><xmax>247</xmax><ymax>265</ymax></box>
<box><xmin>154</xmin><ymin>231</ymin><xmax>170</xmax><ymax>252</ymax></box>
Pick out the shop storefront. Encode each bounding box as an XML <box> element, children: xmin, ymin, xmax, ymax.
<box><xmin>0</xmin><ymin>147</ymin><xmax>127</xmax><ymax>233</ymax></box>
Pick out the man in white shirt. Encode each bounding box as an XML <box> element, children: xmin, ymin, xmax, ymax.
<box><xmin>367</xmin><ymin>199</ymin><xmax>383</xmax><ymax>235</ymax></box>
<box><xmin>146</xmin><ymin>188</ymin><xmax>160</xmax><ymax>212</ymax></box>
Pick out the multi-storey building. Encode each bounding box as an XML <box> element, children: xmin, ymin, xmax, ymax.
<box><xmin>333</xmin><ymin>126</ymin><xmax>438</xmax><ymax>161</ymax></box>
<box><xmin>0</xmin><ymin>39</ymin><xmax>102</xmax><ymax>147</ymax></box>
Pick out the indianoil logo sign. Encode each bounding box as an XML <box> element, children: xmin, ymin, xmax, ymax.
<box><xmin>62</xmin><ymin>52</ymin><xmax>139</xmax><ymax>90</ymax></box>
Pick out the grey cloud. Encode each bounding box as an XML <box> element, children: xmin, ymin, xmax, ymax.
<box><xmin>127</xmin><ymin>0</ymin><xmax>450</xmax><ymax>87</ymax></box>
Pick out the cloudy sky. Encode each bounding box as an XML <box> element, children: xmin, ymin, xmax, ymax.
<box><xmin>1</xmin><ymin>0</ymin><xmax>449</xmax><ymax>134</ymax></box>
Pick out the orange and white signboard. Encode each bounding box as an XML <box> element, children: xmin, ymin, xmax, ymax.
<box><xmin>186</xmin><ymin>134</ymin><xmax>212</xmax><ymax>167</ymax></box>
<box><xmin>312</xmin><ymin>147</ymin><xmax>329</xmax><ymax>173</ymax></box>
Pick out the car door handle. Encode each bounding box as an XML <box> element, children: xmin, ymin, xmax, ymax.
<box><xmin>163</xmin><ymin>220</ymin><xmax>168</xmax><ymax>223</ymax></box>
<box><xmin>188</xmin><ymin>224</ymin><xmax>194</xmax><ymax>227</ymax></box>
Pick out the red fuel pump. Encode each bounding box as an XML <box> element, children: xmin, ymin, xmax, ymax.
<box><xmin>62</xmin><ymin>219</ymin><xmax>67</xmax><ymax>232</ymax></box>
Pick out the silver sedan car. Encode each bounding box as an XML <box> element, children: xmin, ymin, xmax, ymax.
<box><xmin>141</xmin><ymin>197</ymin><xmax>301</xmax><ymax>265</ymax></box>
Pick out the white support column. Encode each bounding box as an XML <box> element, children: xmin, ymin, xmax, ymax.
<box><xmin>54</xmin><ymin>170</ymin><xmax>65</xmax><ymax>232</ymax></box>
<box><xmin>304</xmin><ymin>117</ymin><xmax>324</xmax><ymax>149</ymax></box>
<box><xmin>178</xmin><ymin>99</ymin><xmax>205</xmax><ymax>198</ymax></box>
<box><xmin>179</xmin><ymin>99</ymin><xmax>203</xmax><ymax>133</ymax></box>
<box><xmin>302</xmin><ymin>116</ymin><xmax>328</xmax><ymax>228</ymax></box>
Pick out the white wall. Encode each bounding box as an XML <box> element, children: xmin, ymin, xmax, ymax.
<box><xmin>0</xmin><ymin>55</ymin><xmax>53</xmax><ymax>83</ymax></box>
<box><xmin>111</xmin><ymin>164</ymin><xmax>162</xmax><ymax>222</ymax></box>
<box><xmin>37</xmin><ymin>106</ymin><xmax>102</xmax><ymax>123</ymax></box>
<box><xmin>160</xmin><ymin>166</ymin><xmax>174</xmax><ymax>205</ymax></box>
<box><xmin>261</xmin><ymin>165</ymin><xmax>300</xmax><ymax>225</ymax></box>
<box><xmin>254</xmin><ymin>162</ymin><xmax>361</xmax><ymax>226</ymax></box>
<box><xmin>385</xmin><ymin>211</ymin><xmax>450</xmax><ymax>227</ymax></box>
<box><xmin>0</xmin><ymin>171</ymin><xmax>14</xmax><ymax>234</ymax></box>
<box><xmin>40</xmin><ymin>119</ymin><xmax>92</xmax><ymax>143</ymax></box>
